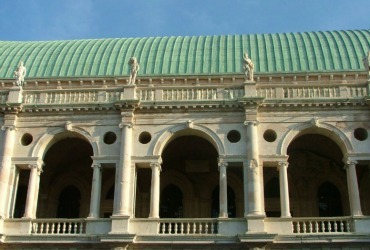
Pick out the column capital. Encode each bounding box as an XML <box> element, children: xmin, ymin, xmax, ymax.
<box><xmin>150</xmin><ymin>162</ymin><xmax>162</xmax><ymax>171</ymax></box>
<box><xmin>119</xmin><ymin>122</ymin><xmax>133</xmax><ymax>129</ymax></box>
<box><xmin>244</xmin><ymin>120</ymin><xmax>259</xmax><ymax>126</ymax></box>
<box><xmin>218</xmin><ymin>161</ymin><xmax>228</xmax><ymax>170</ymax></box>
<box><xmin>121</xmin><ymin>111</ymin><xmax>134</xmax><ymax>118</ymax></box>
<box><xmin>91</xmin><ymin>163</ymin><xmax>101</xmax><ymax>169</ymax></box>
<box><xmin>277</xmin><ymin>161</ymin><xmax>288</xmax><ymax>170</ymax></box>
<box><xmin>345</xmin><ymin>160</ymin><xmax>358</xmax><ymax>168</ymax></box>
<box><xmin>1</xmin><ymin>125</ymin><xmax>16</xmax><ymax>131</ymax></box>
<box><xmin>28</xmin><ymin>164</ymin><xmax>42</xmax><ymax>174</ymax></box>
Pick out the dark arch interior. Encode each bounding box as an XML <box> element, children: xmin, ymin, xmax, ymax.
<box><xmin>318</xmin><ymin>182</ymin><xmax>343</xmax><ymax>217</ymax></box>
<box><xmin>160</xmin><ymin>184</ymin><xmax>183</xmax><ymax>218</ymax></box>
<box><xmin>57</xmin><ymin>185</ymin><xmax>81</xmax><ymax>218</ymax></box>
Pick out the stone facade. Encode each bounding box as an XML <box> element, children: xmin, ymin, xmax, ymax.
<box><xmin>0</xmin><ymin>30</ymin><xmax>369</xmax><ymax>249</ymax></box>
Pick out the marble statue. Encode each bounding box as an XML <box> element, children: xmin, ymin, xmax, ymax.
<box><xmin>14</xmin><ymin>61</ymin><xmax>26</xmax><ymax>86</ymax></box>
<box><xmin>128</xmin><ymin>57</ymin><xmax>139</xmax><ymax>85</ymax></box>
<box><xmin>243</xmin><ymin>52</ymin><xmax>254</xmax><ymax>81</ymax></box>
<box><xmin>363</xmin><ymin>51</ymin><xmax>370</xmax><ymax>79</ymax></box>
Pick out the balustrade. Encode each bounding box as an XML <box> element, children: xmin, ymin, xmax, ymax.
<box><xmin>292</xmin><ymin>217</ymin><xmax>352</xmax><ymax>234</ymax></box>
<box><xmin>158</xmin><ymin>219</ymin><xmax>218</xmax><ymax>235</ymax></box>
<box><xmin>32</xmin><ymin>219</ymin><xmax>86</xmax><ymax>234</ymax></box>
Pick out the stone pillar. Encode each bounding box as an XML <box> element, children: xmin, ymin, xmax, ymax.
<box><xmin>149</xmin><ymin>162</ymin><xmax>161</xmax><ymax>218</ymax></box>
<box><xmin>113</xmin><ymin>121</ymin><xmax>133</xmax><ymax>217</ymax></box>
<box><xmin>23</xmin><ymin>164</ymin><xmax>42</xmax><ymax>218</ymax></box>
<box><xmin>88</xmin><ymin>163</ymin><xmax>102</xmax><ymax>219</ymax></box>
<box><xmin>244</xmin><ymin>121</ymin><xmax>264</xmax><ymax>216</ymax></box>
<box><xmin>345</xmin><ymin>161</ymin><xmax>362</xmax><ymax>216</ymax></box>
<box><xmin>219</xmin><ymin>161</ymin><xmax>228</xmax><ymax>218</ymax></box>
<box><xmin>0</xmin><ymin>125</ymin><xmax>16</xmax><ymax>218</ymax></box>
<box><xmin>278</xmin><ymin>161</ymin><xmax>291</xmax><ymax>218</ymax></box>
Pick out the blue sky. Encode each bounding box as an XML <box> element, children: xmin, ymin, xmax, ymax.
<box><xmin>0</xmin><ymin>0</ymin><xmax>369</xmax><ymax>41</ymax></box>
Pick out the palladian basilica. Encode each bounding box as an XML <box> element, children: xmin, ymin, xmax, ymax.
<box><xmin>0</xmin><ymin>29</ymin><xmax>369</xmax><ymax>249</ymax></box>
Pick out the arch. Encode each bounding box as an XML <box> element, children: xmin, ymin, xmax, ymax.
<box><xmin>317</xmin><ymin>181</ymin><xmax>344</xmax><ymax>217</ymax></box>
<box><xmin>31</xmin><ymin>126</ymin><xmax>99</xmax><ymax>159</ymax></box>
<box><xmin>152</xmin><ymin>124</ymin><xmax>225</xmax><ymax>156</ymax></box>
<box><xmin>278</xmin><ymin>121</ymin><xmax>353</xmax><ymax>156</ymax></box>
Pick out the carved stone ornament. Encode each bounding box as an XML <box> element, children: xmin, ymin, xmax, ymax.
<box><xmin>310</xmin><ymin>117</ymin><xmax>320</xmax><ymax>127</ymax></box>
<box><xmin>186</xmin><ymin>120</ymin><xmax>194</xmax><ymax>129</ymax></box>
<box><xmin>14</xmin><ymin>61</ymin><xmax>26</xmax><ymax>86</ymax></box>
<box><xmin>65</xmin><ymin>121</ymin><xmax>73</xmax><ymax>131</ymax></box>
<box><xmin>128</xmin><ymin>57</ymin><xmax>139</xmax><ymax>85</ymax></box>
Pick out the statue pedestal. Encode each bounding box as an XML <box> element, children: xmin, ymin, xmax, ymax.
<box><xmin>7</xmin><ymin>86</ymin><xmax>23</xmax><ymax>103</ymax></box>
<box><xmin>243</xmin><ymin>80</ymin><xmax>257</xmax><ymax>97</ymax></box>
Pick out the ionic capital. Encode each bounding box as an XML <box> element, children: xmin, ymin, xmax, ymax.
<box><xmin>218</xmin><ymin>161</ymin><xmax>228</xmax><ymax>170</ymax></box>
<box><xmin>91</xmin><ymin>163</ymin><xmax>101</xmax><ymax>169</ymax></box>
<box><xmin>345</xmin><ymin>160</ymin><xmax>358</xmax><ymax>168</ymax></box>
<box><xmin>277</xmin><ymin>161</ymin><xmax>288</xmax><ymax>170</ymax></box>
<box><xmin>150</xmin><ymin>162</ymin><xmax>162</xmax><ymax>172</ymax></box>
<box><xmin>244</xmin><ymin>120</ymin><xmax>259</xmax><ymax>127</ymax></box>
<box><xmin>1</xmin><ymin>125</ymin><xmax>16</xmax><ymax>131</ymax></box>
<box><xmin>119</xmin><ymin>122</ymin><xmax>133</xmax><ymax>129</ymax></box>
<box><xmin>28</xmin><ymin>164</ymin><xmax>43</xmax><ymax>175</ymax></box>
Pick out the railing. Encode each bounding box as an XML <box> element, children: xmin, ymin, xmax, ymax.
<box><xmin>44</xmin><ymin>91</ymin><xmax>98</xmax><ymax>104</ymax></box>
<box><xmin>32</xmin><ymin>219</ymin><xmax>86</xmax><ymax>234</ymax></box>
<box><xmin>283</xmin><ymin>86</ymin><xmax>340</xmax><ymax>98</ymax></box>
<box><xmin>292</xmin><ymin>217</ymin><xmax>352</xmax><ymax>234</ymax></box>
<box><xmin>158</xmin><ymin>219</ymin><xmax>218</xmax><ymax>235</ymax></box>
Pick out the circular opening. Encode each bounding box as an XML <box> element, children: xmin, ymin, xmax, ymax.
<box><xmin>263</xmin><ymin>129</ymin><xmax>277</xmax><ymax>142</ymax></box>
<box><xmin>227</xmin><ymin>130</ymin><xmax>241</xmax><ymax>143</ymax></box>
<box><xmin>139</xmin><ymin>131</ymin><xmax>151</xmax><ymax>144</ymax></box>
<box><xmin>354</xmin><ymin>127</ymin><xmax>368</xmax><ymax>141</ymax></box>
<box><xmin>104</xmin><ymin>131</ymin><xmax>117</xmax><ymax>144</ymax></box>
<box><xmin>21</xmin><ymin>133</ymin><xmax>33</xmax><ymax>146</ymax></box>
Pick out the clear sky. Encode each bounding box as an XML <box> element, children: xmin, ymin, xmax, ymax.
<box><xmin>1</xmin><ymin>0</ymin><xmax>369</xmax><ymax>41</ymax></box>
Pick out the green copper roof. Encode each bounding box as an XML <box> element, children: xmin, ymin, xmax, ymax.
<box><xmin>0</xmin><ymin>30</ymin><xmax>369</xmax><ymax>79</ymax></box>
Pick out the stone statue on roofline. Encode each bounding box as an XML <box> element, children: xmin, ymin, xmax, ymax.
<box><xmin>243</xmin><ymin>52</ymin><xmax>254</xmax><ymax>82</ymax></box>
<box><xmin>363</xmin><ymin>51</ymin><xmax>370</xmax><ymax>80</ymax></box>
<box><xmin>128</xmin><ymin>56</ymin><xmax>139</xmax><ymax>85</ymax></box>
<box><xmin>14</xmin><ymin>61</ymin><xmax>26</xmax><ymax>86</ymax></box>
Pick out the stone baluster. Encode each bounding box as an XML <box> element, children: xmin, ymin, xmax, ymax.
<box><xmin>278</xmin><ymin>161</ymin><xmax>291</xmax><ymax>218</ymax></box>
<box><xmin>345</xmin><ymin>160</ymin><xmax>362</xmax><ymax>216</ymax></box>
<box><xmin>88</xmin><ymin>163</ymin><xmax>102</xmax><ymax>219</ymax></box>
<box><xmin>218</xmin><ymin>161</ymin><xmax>228</xmax><ymax>218</ymax></box>
<box><xmin>149</xmin><ymin>161</ymin><xmax>161</xmax><ymax>218</ymax></box>
<box><xmin>23</xmin><ymin>164</ymin><xmax>42</xmax><ymax>218</ymax></box>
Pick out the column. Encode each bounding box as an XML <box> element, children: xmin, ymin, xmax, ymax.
<box><xmin>23</xmin><ymin>164</ymin><xmax>42</xmax><ymax>218</ymax></box>
<box><xmin>245</xmin><ymin>121</ymin><xmax>264</xmax><ymax>216</ymax></box>
<box><xmin>0</xmin><ymin>125</ymin><xmax>16</xmax><ymax>218</ymax></box>
<box><xmin>219</xmin><ymin>161</ymin><xmax>228</xmax><ymax>218</ymax></box>
<box><xmin>278</xmin><ymin>161</ymin><xmax>291</xmax><ymax>218</ymax></box>
<box><xmin>113</xmin><ymin>122</ymin><xmax>133</xmax><ymax>216</ymax></box>
<box><xmin>149</xmin><ymin>162</ymin><xmax>161</xmax><ymax>218</ymax></box>
<box><xmin>345</xmin><ymin>161</ymin><xmax>362</xmax><ymax>216</ymax></box>
<box><xmin>88</xmin><ymin>163</ymin><xmax>102</xmax><ymax>219</ymax></box>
